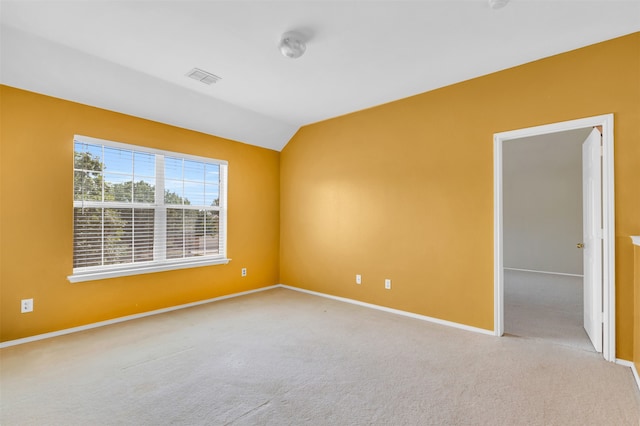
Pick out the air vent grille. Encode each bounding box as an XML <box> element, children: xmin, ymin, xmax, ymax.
<box><xmin>186</xmin><ymin>68</ymin><xmax>221</xmax><ymax>85</ymax></box>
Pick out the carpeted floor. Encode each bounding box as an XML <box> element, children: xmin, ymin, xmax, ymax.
<box><xmin>1</xmin><ymin>287</ymin><xmax>639</xmax><ymax>425</ymax></box>
<box><xmin>504</xmin><ymin>269</ymin><xmax>594</xmax><ymax>352</ymax></box>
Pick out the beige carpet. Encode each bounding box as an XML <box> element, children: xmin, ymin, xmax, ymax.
<box><xmin>1</xmin><ymin>287</ymin><xmax>639</xmax><ymax>425</ymax></box>
<box><xmin>504</xmin><ymin>269</ymin><xmax>594</xmax><ymax>352</ymax></box>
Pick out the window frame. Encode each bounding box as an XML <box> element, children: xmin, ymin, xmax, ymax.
<box><xmin>68</xmin><ymin>135</ymin><xmax>229</xmax><ymax>283</ymax></box>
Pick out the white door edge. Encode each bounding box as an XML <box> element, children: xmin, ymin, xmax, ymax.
<box><xmin>582</xmin><ymin>128</ymin><xmax>603</xmax><ymax>352</ymax></box>
<box><xmin>493</xmin><ymin>113</ymin><xmax>615</xmax><ymax>362</ymax></box>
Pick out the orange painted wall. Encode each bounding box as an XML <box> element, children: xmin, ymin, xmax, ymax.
<box><xmin>0</xmin><ymin>86</ymin><xmax>280</xmax><ymax>342</ymax></box>
<box><xmin>280</xmin><ymin>33</ymin><xmax>640</xmax><ymax>359</ymax></box>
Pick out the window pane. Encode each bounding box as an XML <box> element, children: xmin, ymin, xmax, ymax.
<box><xmin>134</xmin><ymin>152</ymin><xmax>155</xmax><ymax>178</ymax></box>
<box><xmin>74</xmin><ymin>170</ymin><xmax>103</xmax><ymax>201</ymax></box>
<box><xmin>103</xmin><ymin>147</ymin><xmax>133</xmax><ymax>174</ymax></box>
<box><xmin>74</xmin><ymin>142</ymin><xmax>102</xmax><ymax>169</ymax></box>
<box><xmin>205</xmin><ymin>184</ymin><xmax>219</xmax><ymax>206</ymax></box>
<box><xmin>183</xmin><ymin>210</ymin><xmax>220</xmax><ymax>257</ymax></box>
<box><xmin>166</xmin><ymin>208</ymin><xmax>184</xmax><ymax>259</ymax></box>
<box><xmin>204</xmin><ymin>211</ymin><xmax>220</xmax><ymax>255</ymax></box>
<box><xmin>166</xmin><ymin>209</ymin><xmax>218</xmax><ymax>258</ymax></box>
<box><xmin>73</xmin><ymin>207</ymin><xmax>103</xmax><ymax>268</ymax></box>
<box><xmin>74</xmin><ymin>142</ymin><xmax>104</xmax><ymax>202</ymax></box>
<box><xmin>165</xmin><ymin>179</ymin><xmax>184</xmax><ymax>204</ymax></box>
<box><xmin>103</xmin><ymin>208</ymin><xmax>132</xmax><ymax>265</ymax></box>
<box><xmin>205</xmin><ymin>164</ymin><xmax>219</xmax><ymax>184</ymax></box>
<box><xmin>133</xmin><ymin>209</ymin><xmax>154</xmax><ymax>262</ymax></box>
<box><xmin>165</xmin><ymin>157</ymin><xmax>183</xmax><ymax>180</ymax></box>
<box><xmin>133</xmin><ymin>179</ymin><xmax>155</xmax><ymax>203</ymax></box>
<box><xmin>104</xmin><ymin>174</ymin><xmax>133</xmax><ymax>202</ymax></box>
<box><xmin>184</xmin><ymin>209</ymin><xmax>200</xmax><ymax>257</ymax></box>
<box><xmin>184</xmin><ymin>160</ymin><xmax>204</xmax><ymax>181</ymax></box>
<box><xmin>184</xmin><ymin>182</ymin><xmax>205</xmax><ymax>206</ymax></box>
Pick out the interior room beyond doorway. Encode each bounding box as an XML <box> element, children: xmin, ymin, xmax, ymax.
<box><xmin>502</xmin><ymin>128</ymin><xmax>594</xmax><ymax>351</ymax></box>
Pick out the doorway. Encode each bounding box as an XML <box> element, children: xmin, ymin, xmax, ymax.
<box><xmin>502</xmin><ymin>128</ymin><xmax>591</xmax><ymax>351</ymax></box>
<box><xmin>493</xmin><ymin>114</ymin><xmax>616</xmax><ymax>361</ymax></box>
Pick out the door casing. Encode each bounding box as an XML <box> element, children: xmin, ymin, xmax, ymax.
<box><xmin>493</xmin><ymin>114</ymin><xmax>615</xmax><ymax>361</ymax></box>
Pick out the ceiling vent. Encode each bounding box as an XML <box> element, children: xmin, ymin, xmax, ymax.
<box><xmin>186</xmin><ymin>68</ymin><xmax>221</xmax><ymax>85</ymax></box>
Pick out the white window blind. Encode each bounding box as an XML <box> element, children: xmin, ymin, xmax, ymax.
<box><xmin>69</xmin><ymin>135</ymin><xmax>228</xmax><ymax>283</ymax></box>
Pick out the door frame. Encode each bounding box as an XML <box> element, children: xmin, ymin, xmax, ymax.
<box><xmin>493</xmin><ymin>114</ymin><xmax>615</xmax><ymax>361</ymax></box>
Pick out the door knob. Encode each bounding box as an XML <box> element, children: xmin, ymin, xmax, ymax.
<box><xmin>577</xmin><ymin>243</ymin><xmax>584</xmax><ymax>248</ymax></box>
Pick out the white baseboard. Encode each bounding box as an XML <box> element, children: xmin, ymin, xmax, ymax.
<box><xmin>0</xmin><ymin>285</ymin><xmax>280</xmax><ymax>349</ymax></box>
<box><xmin>1</xmin><ymin>283</ymin><xmax>494</xmax><ymax>348</ymax></box>
<box><xmin>616</xmin><ymin>359</ymin><xmax>640</xmax><ymax>392</ymax></box>
<box><xmin>279</xmin><ymin>284</ymin><xmax>495</xmax><ymax>336</ymax></box>
<box><xmin>504</xmin><ymin>267</ymin><xmax>583</xmax><ymax>278</ymax></box>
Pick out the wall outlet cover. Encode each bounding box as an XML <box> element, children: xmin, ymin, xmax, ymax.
<box><xmin>21</xmin><ymin>298</ymin><xmax>33</xmax><ymax>313</ymax></box>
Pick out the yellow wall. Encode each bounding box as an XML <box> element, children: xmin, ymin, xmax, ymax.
<box><xmin>280</xmin><ymin>33</ymin><xmax>640</xmax><ymax>359</ymax></box>
<box><xmin>0</xmin><ymin>86</ymin><xmax>280</xmax><ymax>342</ymax></box>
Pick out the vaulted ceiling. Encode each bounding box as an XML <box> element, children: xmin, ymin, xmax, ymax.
<box><xmin>2</xmin><ymin>1</ymin><xmax>639</xmax><ymax>151</ymax></box>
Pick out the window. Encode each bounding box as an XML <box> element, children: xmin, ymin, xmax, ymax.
<box><xmin>69</xmin><ymin>135</ymin><xmax>228</xmax><ymax>283</ymax></box>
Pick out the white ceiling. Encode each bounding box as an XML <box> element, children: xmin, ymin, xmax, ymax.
<box><xmin>1</xmin><ymin>1</ymin><xmax>639</xmax><ymax>151</ymax></box>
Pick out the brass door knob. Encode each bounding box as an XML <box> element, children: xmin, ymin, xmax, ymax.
<box><xmin>577</xmin><ymin>243</ymin><xmax>585</xmax><ymax>248</ymax></box>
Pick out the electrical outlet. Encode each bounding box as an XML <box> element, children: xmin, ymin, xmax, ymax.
<box><xmin>356</xmin><ymin>274</ymin><xmax>362</xmax><ymax>284</ymax></box>
<box><xmin>385</xmin><ymin>279</ymin><xmax>391</xmax><ymax>290</ymax></box>
<box><xmin>241</xmin><ymin>268</ymin><xmax>247</xmax><ymax>277</ymax></box>
<box><xmin>21</xmin><ymin>298</ymin><xmax>33</xmax><ymax>313</ymax></box>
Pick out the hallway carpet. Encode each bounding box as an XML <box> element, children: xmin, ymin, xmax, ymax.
<box><xmin>504</xmin><ymin>269</ymin><xmax>593</xmax><ymax>352</ymax></box>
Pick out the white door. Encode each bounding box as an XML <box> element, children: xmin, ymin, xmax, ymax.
<box><xmin>582</xmin><ymin>128</ymin><xmax>602</xmax><ymax>353</ymax></box>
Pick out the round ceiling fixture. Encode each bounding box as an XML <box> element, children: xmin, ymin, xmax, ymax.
<box><xmin>279</xmin><ymin>31</ymin><xmax>306</xmax><ymax>59</ymax></box>
<box><xmin>488</xmin><ymin>0</ymin><xmax>509</xmax><ymax>9</ymax></box>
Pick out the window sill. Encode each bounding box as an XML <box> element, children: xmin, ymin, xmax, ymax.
<box><xmin>68</xmin><ymin>257</ymin><xmax>231</xmax><ymax>283</ymax></box>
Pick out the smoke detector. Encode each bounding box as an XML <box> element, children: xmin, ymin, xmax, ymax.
<box><xmin>186</xmin><ymin>68</ymin><xmax>221</xmax><ymax>85</ymax></box>
<box><xmin>279</xmin><ymin>31</ymin><xmax>307</xmax><ymax>59</ymax></box>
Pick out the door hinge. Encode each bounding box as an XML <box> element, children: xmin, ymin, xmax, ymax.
<box><xmin>600</xmin><ymin>312</ymin><xmax>604</xmax><ymax>323</ymax></box>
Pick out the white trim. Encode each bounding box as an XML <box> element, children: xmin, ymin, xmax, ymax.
<box><xmin>601</xmin><ymin>114</ymin><xmax>616</xmax><ymax>362</ymax></box>
<box><xmin>0</xmin><ymin>285</ymin><xmax>278</xmax><ymax>348</ymax></box>
<box><xmin>631</xmin><ymin>236</ymin><xmax>640</xmax><ymax>246</ymax></box>
<box><xmin>504</xmin><ymin>267</ymin><xmax>583</xmax><ymax>278</ymax></box>
<box><xmin>280</xmin><ymin>285</ymin><xmax>495</xmax><ymax>336</ymax></box>
<box><xmin>68</xmin><ymin>257</ymin><xmax>231</xmax><ymax>283</ymax></box>
<box><xmin>615</xmin><ymin>359</ymin><xmax>640</xmax><ymax>391</ymax></box>
<box><xmin>72</xmin><ymin>135</ymin><xmax>229</xmax><ymax>282</ymax></box>
<box><xmin>75</xmin><ymin>134</ymin><xmax>228</xmax><ymax>165</ymax></box>
<box><xmin>218</xmin><ymin>164</ymin><xmax>228</xmax><ymax>258</ymax></box>
<box><xmin>494</xmin><ymin>114</ymin><xmax>616</xmax><ymax>362</ymax></box>
<box><xmin>494</xmin><ymin>134</ymin><xmax>504</xmax><ymax>337</ymax></box>
<box><xmin>155</xmin><ymin>154</ymin><xmax>167</xmax><ymax>261</ymax></box>
<box><xmin>615</xmin><ymin>358</ymin><xmax>634</xmax><ymax>367</ymax></box>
